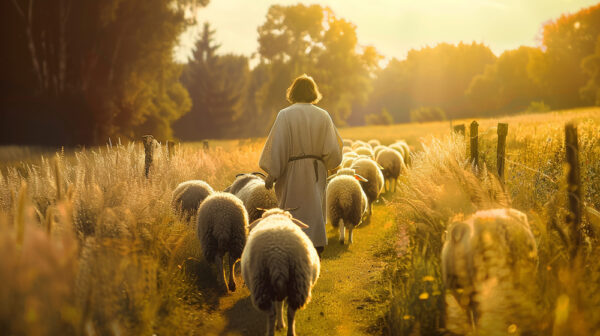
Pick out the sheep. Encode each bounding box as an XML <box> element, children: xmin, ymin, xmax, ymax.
<box><xmin>342</xmin><ymin>146</ymin><xmax>353</xmax><ymax>154</ymax></box>
<box><xmin>376</xmin><ymin>148</ymin><xmax>404</xmax><ymax>193</ymax></box>
<box><xmin>441</xmin><ymin>208</ymin><xmax>538</xmax><ymax>328</ymax></box>
<box><xmin>368</xmin><ymin>139</ymin><xmax>381</xmax><ymax>148</ymax></box>
<box><xmin>224</xmin><ymin>172</ymin><xmax>277</xmax><ymax>222</ymax></box>
<box><xmin>373</xmin><ymin>145</ymin><xmax>387</xmax><ymax>158</ymax></box>
<box><xmin>342</xmin><ymin>139</ymin><xmax>354</xmax><ymax>147</ymax></box>
<box><xmin>172</xmin><ymin>180</ymin><xmax>214</xmax><ymax>220</ymax></box>
<box><xmin>391</xmin><ymin>140</ymin><xmax>411</xmax><ymax>166</ymax></box>
<box><xmin>197</xmin><ymin>192</ymin><xmax>249</xmax><ymax>293</ymax></box>
<box><xmin>350</xmin><ymin>158</ymin><xmax>384</xmax><ymax>224</ymax></box>
<box><xmin>326</xmin><ymin>168</ymin><xmax>369</xmax><ymax>244</ymax></box>
<box><xmin>354</xmin><ymin>146</ymin><xmax>374</xmax><ymax>158</ymax></box>
<box><xmin>341</xmin><ymin>157</ymin><xmax>356</xmax><ymax>169</ymax></box>
<box><xmin>241</xmin><ymin>209</ymin><xmax>319</xmax><ymax>336</ymax></box>
<box><xmin>351</xmin><ymin>140</ymin><xmax>369</xmax><ymax>150</ymax></box>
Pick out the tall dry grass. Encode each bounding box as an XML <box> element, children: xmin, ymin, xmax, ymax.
<box><xmin>0</xmin><ymin>140</ymin><xmax>264</xmax><ymax>335</ymax></box>
<box><xmin>384</xmin><ymin>113</ymin><xmax>600</xmax><ymax>335</ymax></box>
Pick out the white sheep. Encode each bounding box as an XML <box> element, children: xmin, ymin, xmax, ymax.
<box><xmin>172</xmin><ymin>180</ymin><xmax>214</xmax><ymax>220</ymax></box>
<box><xmin>367</xmin><ymin>139</ymin><xmax>381</xmax><ymax>148</ymax></box>
<box><xmin>441</xmin><ymin>208</ymin><xmax>538</xmax><ymax>328</ymax></box>
<box><xmin>326</xmin><ymin>168</ymin><xmax>369</xmax><ymax>244</ymax></box>
<box><xmin>351</xmin><ymin>140</ymin><xmax>369</xmax><ymax>150</ymax></box>
<box><xmin>342</xmin><ymin>146</ymin><xmax>353</xmax><ymax>154</ymax></box>
<box><xmin>241</xmin><ymin>209</ymin><xmax>319</xmax><ymax>336</ymax></box>
<box><xmin>390</xmin><ymin>140</ymin><xmax>411</xmax><ymax>166</ymax></box>
<box><xmin>197</xmin><ymin>192</ymin><xmax>249</xmax><ymax>292</ymax></box>
<box><xmin>350</xmin><ymin>158</ymin><xmax>384</xmax><ymax>224</ymax></box>
<box><xmin>224</xmin><ymin>172</ymin><xmax>277</xmax><ymax>222</ymax></box>
<box><xmin>373</xmin><ymin>145</ymin><xmax>387</xmax><ymax>158</ymax></box>
<box><xmin>376</xmin><ymin>148</ymin><xmax>404</xmax><ymax>193</ymax></box>
<box><xmin>342</xmin><ymin>139</ymin><xmax>354</xmax><ymax>147</ymax></box>
<box><xmin>354</xmin><ymin>146</ymin><xmax>374</xmax><ymax>159</ymax></box>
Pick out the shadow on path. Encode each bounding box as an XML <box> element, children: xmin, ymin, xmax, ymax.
<box><xmin>221</xmin><ymin>295</ymin><xmax>266</xmax><ymax>336</ymax></box>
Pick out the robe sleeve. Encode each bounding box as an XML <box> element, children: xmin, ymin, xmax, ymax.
<box><xmin>259</xmin><ymin>111</ymin><xmax>289</xmax><ymax>180</ymax></box>
<box><xmin>322</xmin><ymin>114</ymin><xmax>343</xmax><ymax>170</ymax></box>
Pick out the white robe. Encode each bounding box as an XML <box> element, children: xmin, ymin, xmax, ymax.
<box><xmin>259</xmin><ymin>103</ymin><xmax>343</xmax><ymax>247</ymax></box>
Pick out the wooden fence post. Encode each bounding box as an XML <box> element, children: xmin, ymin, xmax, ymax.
<box><xmin>565</xmin><ymin>123</ymin><xmax>583</xmax><ymax>260</ymax></box>
<box><xmin>142</xmin><ymin>135</ymin><xmax>155</xmax><ymax>178</ymax></box>
<box><xmin>497</xmin><ymin>123</ymin><xmax>508</xmax><ymax>182</ymax></box>
<box><xmin>453</xmin><ymin>124</ymin><xmax>465</xmax><ymax>136</ymax></box>
<box><xmin>470</xmin><ymin>121</ymin><xmax>479</xmax><ymax>167</ymax></box>
<box><xmin>167</xmin><ymin>140</ymin><xmax>175</xmax><ymax>160</ymax></box>
<box><xmin>203</xmin><ymin>140</ymin><xmax>209</xmax><ymax>150</ymax></box>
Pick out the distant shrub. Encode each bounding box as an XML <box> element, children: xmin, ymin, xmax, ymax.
<box><xmin>365</xmin><ymin>108</ymin><xmax>394</xmax><ymax>125</ymax></box>
<box><xmin>410</xmin><ymin>107</ymin><xmax>446</xmax><ymax>123</ymax></box>
<box><xmin>526</xmin><ymin>100</ymin><xmax>551</xmax><ymax>113</ymax></box>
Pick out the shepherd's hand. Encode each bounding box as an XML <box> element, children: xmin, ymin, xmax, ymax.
<box><xmin>265</xmin><ymin>175</ymin><xmax>275</xmax><ymax>190</ymax></box>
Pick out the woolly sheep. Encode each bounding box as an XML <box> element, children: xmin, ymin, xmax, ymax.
<box><xmin>326</xmin><ymin>168</ymin><xmax>369</xmax><ymax>244</ymax></box>
<box><xmin>373</xmin><ymin>145</ymin><xmax>387</xmax><ymax>158</ymax></box>
<box><xmin>172</xmin><ymin>180</ymin><xmax>214</xmax><ymax>220</ymax></box>
<box><xmin>351</xmin><ymin>140</ymin><xmax>369</xmax><ymax>150</ymax></box>
<box><xmin>342</xmin><ymin>146</ymin><xmax>353</xmax><ymax>154</ymax></box>
<box><xmin>342</xmin><ymin>139</ymin><xmax>354</xmax><ymax>147</ymax></box>
<box><xmin>197</xmin><ymin>192</ymin><xmax>249</xmax><ymax>292</ymax></box>
<box><xmin>350</xmin><ymin>158</ymin><xmax>384</xmax><ymax>224</ymax></box>
<box><xmin>376</xmin><ymin>148</ymin><xmax>404</xmax><ymax>193</ymax></box>
<box><xmin>224</xmin><ymin>172</ymin><xmax>277</xmax><ymax>222</ymax></box>
<box><xmin>441</xmin><ymin>208</ymin><xmax>538</xmax><ymax>327</ymax></box>
<box><xmin>391</xmin><ymin>140</ymin><xmax>411</xmax><ymax>166</ymax></box>
<box><xmin>354</xmin><ymin>146</ymin><xmax>374</xmax><ymax>158</ymax></box>
<box><xmin>241</xmin><ymin>209</ymin><xmax>319</xmax><ymax>336</ymax></box>
<box><xmin>367</xmin><ymin>139</ymin><xmax>381</xmax><ymax>148</ymax></box>
<box><xmin>341</xmin><ymin>157</ymin><xmax>356</xmax><ymax>169</ymax></box>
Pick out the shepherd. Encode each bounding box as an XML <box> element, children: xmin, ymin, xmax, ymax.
<box><xmin>259</xmin><ymin>74</ymin><xmax>343</xmax><ymax>257</ymax></box>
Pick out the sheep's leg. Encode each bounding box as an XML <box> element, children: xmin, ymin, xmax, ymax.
<box><xmin>287</xmin><ymin>306</ymin><xmax>297</xmax><ymax>336</ymax></box>
<box><xmin>348</xmin><ymin>226</ymin><xmax>354</xmax><ymax>244</ymax></box>
<box><xmin>215</xmin><ymin>254</ymin><xmax>228</xmax><ymax>293</ymax></box>
<box><xmin>339</xmin><ymin>219</ymin><xmax>345</xmax><ymax>244</ymax></box>
<box><xmin>275</xmin><ymin>300</ymin><xmax>285</xmax><ymax>330</ymax></box>
<box><xmin>227</xmin><ymin>254</ymin><xmax>237</xmax><ymax>292</ymax></box>
<box><xmin>266</xmin><ymin>303</ymin><xmax>276</xmax><ymax>336</ymax></box>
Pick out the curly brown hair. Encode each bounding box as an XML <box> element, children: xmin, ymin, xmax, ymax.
<box><xmin>286</xmin><ymin>74</ymin><xmax>322</xmax><ymax>104</ymax></box>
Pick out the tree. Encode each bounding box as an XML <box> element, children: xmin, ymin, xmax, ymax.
<box><xmin>581</xmin><ymin>35</ymin><xmax>600</xmax><ymax>105</ymax></box>
<box><xmin>466</xmin><ymin>47</ymin><xmax>543</xmax><ymax>116</ymax></box>
<box><xmin>529</xmin><ymin>3</ymin><xmax>600</xmax><ymax>108</ymax></box>
<box><xmin>173</xmin><ymin>23</ymin><xmax>249</xmax><ymax>140</ymax></box>
<box><xmin>254</xmin><ymin>4</ymin><xmax>380</xmax><ymax>127</ymax></box>
<box><xmin>1</xmin><ymin>0</ymin><xmax>208</xmax><ymax>145</ymax></box>
<box><xmin>365</xmin><ymin>108</ymin><xmax>394</xmax><ymax>126</ymax></box>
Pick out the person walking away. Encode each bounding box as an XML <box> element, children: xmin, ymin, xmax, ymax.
<box><xmin>259</xmin><ymin>74</ymin><xmax>343</xmax><ymax>257</ymax></box>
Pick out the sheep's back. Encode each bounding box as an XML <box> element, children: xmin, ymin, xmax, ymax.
<box><xmin>376</xmin><ymin>148</ymin><xmax>403</xmax><ymax>180</ymax></box>
<box><xmin>242</xmin><ymin>219</ymin><xmax>320</xmax><ymax>310</ymax></box>
<box><xmin>172</xmin><ymin>180</ymin><xmax>213</xmax><ymax>218</ymax></box>
<box><xmin>197</xmin><ymin>193</ymin><xmax>248</xmax><ymax>261</ymax></box>
<box><xmin>236</xmin><ymin>180</ymin><xmax>278</xmax><ymax>222</ymax></box>
<box><xmin>326</xmin><ymin>176</ymin><xmax>366</xmax><ymax>227</ymax></box>
<box><xmin>351</xmin><ymin>158</ymin><xmax>384</xmax><ymax>203</ymax></box>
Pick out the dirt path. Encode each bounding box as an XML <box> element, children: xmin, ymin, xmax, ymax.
<box><xmin>196</xmin><ymin>199</ymin><xmax>403</xmax><ymax>336</ymax></box>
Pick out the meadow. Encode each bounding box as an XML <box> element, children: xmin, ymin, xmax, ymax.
<box><xmin>0</xmin><ymin>107</ymin><xmax>599</xmax><ymax>335</ymax></box>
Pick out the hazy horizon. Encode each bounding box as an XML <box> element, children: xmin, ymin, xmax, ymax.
<box><xmin>175</xmin><ymin>0</ymin><xmax>599</xmax><ymax>63</ymax></box>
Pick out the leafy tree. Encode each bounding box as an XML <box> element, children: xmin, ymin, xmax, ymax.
<box><xmin>254</xmin><ymin>4</ymin><xmax>380</xmax><ymax>127</ymax></box>
<box><xmin>365</xmin><ymin>108</ymin><xmax>394</xmax><ymax>126</ymax></box>
<box><xmin>529</xmin><ymin>3</ymin><xmax>600</xmax><ymax>108</ymax></box>
<box><xmin>173</xmin><ymin>23</ymin><xmax>249</xmax><ymax>140</ymax></box>
<box><xmin>466</xmin><ymin>47</ymin><xmax>543</xmax><ymax>116</ymax></box>
<box><xmin>581</xmin><ymin>35</ymin><xmax>600</xmax><ymax>105</ymax></box>
<box><xmin>1</xmin><ymin>0</ymin><xmax>208</xmax><ymax>145</ymax></box>
<box><xmin>409</xmin><ymin>107</ymin><xmax>446</xmax><ymax>123</ymax></box>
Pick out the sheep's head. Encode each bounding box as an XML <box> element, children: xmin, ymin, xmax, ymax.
<box><xmin>248</xmin><ymin>208</ymin><xmax>309</xmax><ymax>231</ymax></box>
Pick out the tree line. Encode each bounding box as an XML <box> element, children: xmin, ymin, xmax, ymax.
<box><xmin>1</xmin><ymin>2</ymin><xmax>599</xmax><ymax>145</ymax></box>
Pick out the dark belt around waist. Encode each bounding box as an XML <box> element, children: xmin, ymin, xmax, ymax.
<box><xmin>288</xmin><ymin>155</ymin><xmax>324</xmax><ymax>182</ymax></box>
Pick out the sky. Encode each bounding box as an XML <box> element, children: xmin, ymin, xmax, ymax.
<box><xmin>174</xmin><ymin>0</ymin><xmax>600</xmax><ymax>63</ymax></box>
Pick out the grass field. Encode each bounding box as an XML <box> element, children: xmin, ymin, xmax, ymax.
<box><xmin>0</xmin><ymin>107</ymin><xmax>599</xmax><ymax>335</ymax></box>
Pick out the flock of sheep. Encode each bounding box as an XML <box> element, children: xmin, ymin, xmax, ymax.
<box><xmin>170</xmin><ymin>138</ymin><xmax>539</xmax><ymax>335</ymax></box>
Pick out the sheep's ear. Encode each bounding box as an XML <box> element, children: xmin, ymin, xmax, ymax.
<box><xmin>326</xmin><ymin>174</ymin><xmax>337</xmax><ymax>182</ymax></box>
<box><xmin>223</xmin><ymin>185</ymin><xmax>231</xmax><ymax>192</ymax></box>
<box><xmin>252</xmin><ymin>171</ymin><xmax>266</xmax><ymax>179</ymax></box>
<box><xmin>354</xmin><ymin>174</ymin><xmax>368</xmax><ymax>182</ymax></box>
<box><xmin>291</xmin><ymin>218</ymin><xmax>309</xmax><ymax>229</ymax></box>
<box><xmin>235</xmin><ymin>173</ymin><xmax>246</xmax><ymax>178</ymax></box>
<box><xmin>248</xmin><ymin>218</ymin><xmax>262</xmax><ymax>231</ymax></box>
<box><xmin>375</xmin><ymin>162</ymin><xmax>384</xmax><ymax>170</ymax></box>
